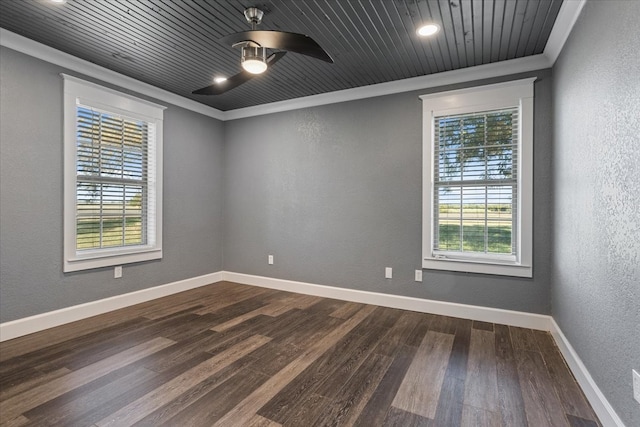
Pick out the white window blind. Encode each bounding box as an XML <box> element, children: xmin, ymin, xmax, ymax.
<box><xmin>63</xmin><ymin>74</ymin><xmax>164</xmax><ymax>272</ymax></box>
<box><xmin>420</xmin><ymin>78</ymin><xmax>534</xmax><ymax>277</ymax></box>
<box><xmin>433</xmin><ymin>108</ymin><xmax>518</xmax><ymax>260</ymax></box>
<box><xmin>75</xmin><ymin>105</ymin><xmax>156</xmax><ymax>251</ymax></box>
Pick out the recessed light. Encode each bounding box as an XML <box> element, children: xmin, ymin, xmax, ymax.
<box><xmin>50</xmin><ymin>0</ymin><xmax>67</xmax><ymax>4</ymax></box>
<box><xmin>214</xmin><ymin>77</ymin><xmax>227</xmax><ymax>84</ymax></box>
<box><xmin>417</xmin><ymin>23</ymin><xmax>440</xmax><ymax>37</ymax></box>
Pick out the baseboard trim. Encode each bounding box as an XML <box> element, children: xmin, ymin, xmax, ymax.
<box><xmin>221</xmin><ymin>271</ymin><xmax>551</xmax><ymax>331</ymax></box>
<box><xmin>0</xmin><ymin>272</ymin><xmax>223</xmax><ymax>342</ymax></box>
<box><xmin>1</xmin><ymin>270</ymin><xmax>550</xmax><ymax>341</ymax></box>
<box><xmin>0</xmin><ymin>270</ymin><xmax>623</xmax><ymax>425</ymax></box>
<box><xmin>550</xmin><ymin>319</ymin><xmax>625</xmax><ymax>427</ymax></box>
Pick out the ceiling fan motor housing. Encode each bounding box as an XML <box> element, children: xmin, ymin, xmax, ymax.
<box><xmin>244</xmin><ymin>7</ymin><xmax>264</xmax><ymax>26</ymax></box>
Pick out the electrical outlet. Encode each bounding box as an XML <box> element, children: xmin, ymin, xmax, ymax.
<box><xmin>415</xmin><ymin>270</ymin><xmax>423</xmax><ymax>282</ymax></box>
<box><xmin>268</xmin><ymin>255</ymin><xmax>274</xmax><ymax>265</ymax></box>
<box><xmin>385</xmin><ymin>267</ymin><xmax>393</xmax><ymax>279</ymax></box>
<box><xmin>114</xmin><ymin>266</ymin><xmax>122</xmax><ymax>279</ymax></box>
<box><xmin>633</xmin><ymin>369</ymin><xmax>640</xmax><ymax>404</ymax></box>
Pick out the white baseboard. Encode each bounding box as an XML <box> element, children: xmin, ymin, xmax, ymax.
<box><xmin>221</xmin><ymin>271</ymin><xmax>552</xmax><ymax>331</ymax></box>
<box><xmin>0</xmin><ymin>270</ymin><xmax>552</xmax><ymax>342</ymax></box>
<box><xmin>1</xmin><ymin>270</ymin><xmax>549</xmax><ymax>342</ymax></box>
<box><xmin>550</xmin><ymin>319</ymin><xmax>625</xmax><ymax>427</ymax></box>
<box><xmin>1</xmin><ymin>270</ymin><xmax>623</xmax><ymax>426</ymax></box>
<box><xmin>0</xmin><ymin>272</ymin><xmax>223</xmax><ymax>342</ymax></box>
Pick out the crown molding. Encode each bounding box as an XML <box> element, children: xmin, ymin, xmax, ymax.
<box><xmin>2</xmin><ymin>0</ymin><xmax>586</xmax><ymax>123</ymax></box>
<box><xmin>223</xmin><ymin>54</ymin><xmax>551</xmax><ymax>120</ymax></box>
<box><xmin>0</xmin><ymin>28</ymin><xmax>225</xmax><ymax>120</ymax></box>
<box><xmin>543</xmin><ymin>0</ymin><xmax>587</xmax><ymax>65</ymax></box>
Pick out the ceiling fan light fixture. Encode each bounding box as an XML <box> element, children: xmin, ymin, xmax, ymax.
<box><xmin>193</xmin><ymin>6</ymin><xmax>332</xmax><ymax>95</ymax></box>
<box><xmin>241</xmin><ymin>46</ymin><xmax>268</xmax><ymax>74</ymax></box>
<box><xmin>417</xmin><ymin>23</ymin><xmax>440</xmax><ymax>37</ymax></box>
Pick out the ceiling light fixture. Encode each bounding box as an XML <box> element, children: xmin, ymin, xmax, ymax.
<box><xmin>417</xmin><ymin>23</ymin><xmax>440</xmax><ymax>37</ymax></box>
<box><xmin>214</xmin><ymin>77</ymin><xmax>227</xmax><ymax>84</ymax></box>
<box><xmin>50</xmin><ymin>0</ymin><xmax>67</xmax><ymax>3</ymax></box>
<box><xmin>241</xmin><ymin>46</ymin><xmax>267</xmax><ymax>74</ymax></box>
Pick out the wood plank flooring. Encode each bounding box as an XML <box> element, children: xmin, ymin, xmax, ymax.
<box><xmin>0</xmin><ymin>281</ymin><xmax>601</xmax><ymax>426</ymax></box>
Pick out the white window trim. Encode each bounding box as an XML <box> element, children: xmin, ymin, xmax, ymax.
<box><xmin>420</xmin><ymin>78</ymin><xmax>535</xmax><ymax>278</ymax></box>
<box><xmin>62</xmin><ymin>74</ymin><xmax>166</xmax><ymax>272</ymax></box>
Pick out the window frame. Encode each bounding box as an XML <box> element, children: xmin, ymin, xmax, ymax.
<box><xmin>62</xmin><ymin>74</ymin><xmax>165</xmax><ymax>273</ymax></box>
<box><xmin>420</xmin><ymin>78</ymin><xmax>535</xmax><ymax>278</ymax></box>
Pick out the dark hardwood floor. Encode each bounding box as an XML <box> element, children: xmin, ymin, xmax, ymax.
<box><xmin>0</xmin><ymin>281</ymin><xmax>600</xmax><ymax>426</ymax></box>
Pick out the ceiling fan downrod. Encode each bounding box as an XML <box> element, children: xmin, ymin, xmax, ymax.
<box><xmin>244</xmin><ymin>7</ymin><xmax>264</xmax><ymax>30</ymax></box>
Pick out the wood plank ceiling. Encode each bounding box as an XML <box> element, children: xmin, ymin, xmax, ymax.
<box><xmin>0</xmin><ymin>0</ymin><xmax>563</xmax><ymax>111</ymax></box>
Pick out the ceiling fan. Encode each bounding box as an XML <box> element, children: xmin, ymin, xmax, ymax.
<box><xmin>192</xmin><ymin>7</ymin><xmax>333</xmax><ymax>96</ymax></box>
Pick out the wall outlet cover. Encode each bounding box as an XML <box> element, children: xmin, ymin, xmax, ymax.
<box><xmin>114</xmin><ymin>266</ymin><xmax>122</xmax><ymax>279</ymax></box>
<box><xmin>385</xmin><ymin>267</ymin><xmax>393</xmax><ymax>279</ymax></box>
<box><xmin>415</xmin><ymin>270</ymin><xmax>423</xmax><ymax>282</ymax></box>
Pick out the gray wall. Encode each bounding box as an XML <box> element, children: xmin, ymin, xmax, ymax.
<box><xmin>551</xmin><ymin>1</ymin><xmax>640</xmax><ymax>425</ymax></box>
<box><xmin>224</xmin><ymin>69</ymin><xmax>553</xmax><ymax>314</ymax></box>
<box><xmin>0</xmin><ymin>47</ymin><xmax>225</xmax><ymax>323</ymax></box>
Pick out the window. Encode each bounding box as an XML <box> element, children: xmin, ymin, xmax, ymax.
<box><xmin>421</xmin><ymin>78</ymin><xmax>534</xmax><ymax>277</ymax></box>
<box><xmin>63</xmin><ymin>75</ymin><xmax>165</xmax><ymax>272</ymax></box>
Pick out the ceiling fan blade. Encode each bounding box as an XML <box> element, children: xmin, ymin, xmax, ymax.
<box><xmin>221</xmin><ymin>30</ymin><xmax>333</xmax><ymax>63</ymax></box>
<box><xmin>192</xmin><ymin>71</ymin><xmax>252</xmax><ymax>95</ymax></box>
<box><xmin>192</xmin><ymin>51</ymin><xmax>287</xmax><ymax>95</ymax></box>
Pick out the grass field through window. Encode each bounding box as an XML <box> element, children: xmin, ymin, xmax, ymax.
<box><xmin>75</xmin><ymin>207</ymin><xmax>513</xmax><ymax>253</ymax></box>
<box><xmin>437</xmin><ymin>204</ymin><xmax>513</xmax><ymax>254</ymax></box>
<box><xmin>77</xmin><ymin>217</ymin><xmax>143</xmax><ymax>249</ymax></box>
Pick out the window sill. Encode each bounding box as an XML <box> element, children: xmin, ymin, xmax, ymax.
<box><xmin>422</xmin><ymin>257</ymin><xmax>532</xmax><ymax>278</ymax></box>
<box><xmin>64</xmin><ymin>248</ymin><xmax>162</xmax><ymax>272</ymax></box>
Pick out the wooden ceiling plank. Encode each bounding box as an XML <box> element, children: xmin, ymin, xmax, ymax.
<box><xmin>333</xmin><ymin>1</ymin><xmax>389</xmax><ymax>83</ymax></box>
<box><xmin>434</xmin><ymin>0</ymin><xmax>457</xmax><ymax>71</ymax></box>
<box><xmin>314</xmin><ymin>0</ymin><xmax>382</xmax><ymax>86</ymax></box>
<box><xmin>355</xmin><ymin>0</ymin><xmax>409</xmax><ymax>80</ymax></box>
<box><xmin>447</xmin><ymin>0</ymin><xmax>469</xmax><ymax>69</ymax></box>
<box><xmin>393</xmin><ymin>0</ymin><xmax>440</xmax><ymax>75</ymax></box>
<box><xmin>460</xmin><ymin>0</ymin><xmax>476</xmax><ymax>67</ymax></box>
<box><xmin>490</xmin><ymin>0</ymin><xmax>507</xmax><ymax>64</ymax></box>
<box><xmin>73</xmin><ymin>0</ymin><xmax>228</xmax><ymax>84</ymax></box>
<box><xmin>384</xmin><ymin>1</ymin><xmax>429</xmax><ymax>76</ymax></box>
<box><xmin>506</xmin><ymin>0</ymin><xmax>529</xmax><ymax>60</ymax></box>
<box><xmin>0</xmin><ymin>3</ymin><xmax>195</xmax><ymax>91</ymax></box>
<box><xmin>279</xmin><ymin>1</ymin><xmax>348</xmax><ymax>93</ymax></box>
<box><xmin>497</xmin><ymin>0</ymin><xmax>518</xmax><ymax>61</ymax></box>
<box><xmin>531</xmin><ymin>0</ymin><xmax>563</xmax><ymax>55</ymax></box>
<box><xmin>515</xmin><ymin>0</ymin><xmax>542</xmax><ymax>58</ymax></box>
<box><xmin>481</xmin><ymin>0</ymin><xmax>494</xmax><ymax>64</ymax></box>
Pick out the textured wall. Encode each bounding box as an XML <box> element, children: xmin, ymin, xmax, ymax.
<box><xmin>551</xmin><ymin>1</ymin><xmax>640</xmax><ymax>425</ymax></box>
<box><xmin>0</xmin><ymin>47</ymin><xmax>225</xmax><ymax>323</ymax></box>
<box><xmin>224</xmin><ymin>70</ymin><xmax>553</xmax><ymax>314</ymax></box>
